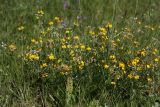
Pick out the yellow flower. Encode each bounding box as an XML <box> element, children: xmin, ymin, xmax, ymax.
<box><xmin>31</xmin><ymin>39</ymin><xmax>36</xmax><ymax>43</ymax></box>
<box><xmin>101</xmin><ymin>60</ymin><xmax>105</xmax><ymax>63</ymax></box>
<box><xmin>136</xmin><ymin>66</ymin><xmax>142</xmax><ymax>71</ymax></box>
<box><xmin>127</xmin><ymin>50</ymin><xmax>131</xmax><ymax>54</ymax></box>
<box><xmin>67</xmin><ymin>45</ymin><xmax>72</xmax><ymax>48</ymax></box>
<box><xmin>116</xmin><ymin>38</ymin><xmax>120</xmax><ymax>42</ymax></box>
<box><xmin>48</xmin><ymin>21</ymin><xmax>54</xmax><ymax>26</ymax></box>
<box><xmin>147</xmin><ymin>77</ymin><xmax>152</xmax><ymax>82</ymax></box>
<box><xmin>89</xmin><ymin>31</ymin><xmax>95</xmax><ymax>35</ymax></box>
<box><xmin>154</xmin><ymin>58</ymin><xmax>159</xmax><ymax>62</ymax></box>
<box><xmin>111</xmin><ymin>81</ymin><xmax>116</xmax><ymax>85</ymax></box>
<box><xmin>100</xmin><ymin>46</ymin><xmax>105</xmax><ymax>51</ymax></box>
<box><xmin>40</xmin><ymin>63</ymin><xmax>48</xmax><ymax>68</ymax></box>
<box><xmin>69</xmin><ymin>50</ymin><xmax>74</xmax><ymax>57</ymax></box>
<box><xmin>8</xmin><ymin>44</ymin><xmax>16</xmax><ymax>51</ymax></box>
<box><xmin>141</xmin><ymin>51</ymin><xmax>146</xmax><ymax>57</ymax></box>
<box><xmin>134</xmin><ymin>75</ymin><xmax>140</xmax><ymax>80</ymax></box>
<box><xmin>119</xmin><ymin>62</ymin><xmax>125</xmax><ymax>70</ymax></box>
<box><xmin>80</xmin><ymin>61</ymin><xmax>85</xmax><ymax>66</ymax></box>
<box><xmin>78</xmin><ymin>61</ymin><xmax>85</xmax><ymax>70</ymax></box>
<box><xmin>39</xmin><ymin>37</ymin><xmax>43</xmax><ymax>43</ymax></box>
<box><xmin>36</xmin><ymin>10</ymin><xmax>44</xmax><ymax>19</ymax></box>
<box><xmin>109</xmin><ymin>55</ymin><xmax>116</xmax><ymax>60</ymax></box>
<box><xmin>152</xmin><ymin>48</ymin><xmax>158</xmax><ymax>55</ymax></box>
<box><xmin>28</xmin><ymin>54</ymin><xmax>39</xmax><ymax>61</ymax></box>
<box><xmin>138</xmin><ymin>49</ymin><xmax>146</xmax><ymax>57</ymax></box>
<box><xmin>86</xmin><ymin>47</ymin><xmax>91</xmax><ymax>51</ymax></box>
<box><xmin>18</xmin><ymin>26</ymin><xmax>24</xmax><ymax>31</ymax></box>
<box><xmin>131</xmin><ymin>61</ymin><xmax>137</xmax><ymax>66</ymax></box>
<box><xmin>67</xmin><ymin>37</ymin><xmax>71</xmax><ymax>40</ymax></box>
<box><xmin>146</xmin><ymin>65</ymin><xmax>151</xmax><ymax>69</ymax></box>
<box><xmin>62</xmin><ymin>45</ymin><xmax>67</xmax><ymax>49</ymax></box>
<box><xmin>99</xmin><ymin>27</ymin><xmax>106</xmax><ymax>33</ymax></box>
<box><xmin>37</xmin><ymin>10</ymin><xmax>44</xmax><ymax>15</ymax></box>
<box><xmin>31</xmin><ymin>39</ymin><xmax>39</xmax><ymax>44</ymax></box>
<box><xmin>54</xmin><ymin>17</ymin><xmax>61</xmax><ymax>23</ymax></box>
<box><xmin>108</xmin><ymin>23</ymin><xmax>112</xmax><ymax>28</ymax></box>
<box><xmin>73</xmin><ymin>45</ymin><xmax>79</xmax><ymax>49</ymax></box>
<box><xmin>54</xmin><ymin>17</ymin><xmax>60</xmax><ymax>20</ymax></box>
<box><xmin>65</xmin><ymin>30</ymin><xmax>70</xmax><ymax>34</ymax></box>
<box><xmin>104</xmin><ymin>64</ymin><xmax>109</xmax><ymax>69</ymax></box>
<box><xmin>80</xmin><ymin>44</ymin><xmax>85</xmax><ymax>50</ymax></box>
<box><xmin>74</xmin><ymin>35</ymin><xmax>79</xmax><ymax>40</ymax></box>
<box><xmin>128</xmin><ymin>73</ymin><xmax>133</xmax><ymax>79</ymax></box>
<box><xmin>48</xmin><ymin>53</ymin><xmax>56</xmax><ymax>60</ymax></box>
<box><xmin>131</xmin><ymin>57</ymin><xmax>140</xmax><ymax>66</ymax></box>
<box><xmin>41</xmin><ymin>31</ymin><xmax>46</xmax><ymax>36</ymax></box>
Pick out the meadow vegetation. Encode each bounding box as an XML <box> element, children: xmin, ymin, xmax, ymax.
<box><xmin>0</xmin><ymin>0</ymin><xmax>160</xmax><ymax>106</ymax></box>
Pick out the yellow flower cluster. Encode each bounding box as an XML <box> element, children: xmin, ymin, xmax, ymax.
<box><xmin>131</xmin><ymin>57</ymin><xmax>140</xmax><ymax>66</ymax></box>
<box><xmin>20</xmin><ymin>15</ymin><xmax>159</xmax><ymax>85</ymax></box>
<box><xmin>27</xmin><ymin>54</ymin><xmax>39</xmax><ymax>61</ymax></box>
<box><xmin>36</xmin><ymin>10</ymin><xmax>44</xmax><ymax>19</ymax></box>
<box><xmin>8</xmin><ymin>44</ymin><xmax>16</xmax><ymax>51</ymax></box>
<box><xmin>48</xmin><ymin>53</ymin><xmax>56</xmax><ymax>60</ymax></box>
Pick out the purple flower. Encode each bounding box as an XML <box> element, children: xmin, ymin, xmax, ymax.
<box><xmin>64</xmin><ymin>0</ymin><xmax>69</xmax><ymax>10</ymax></box>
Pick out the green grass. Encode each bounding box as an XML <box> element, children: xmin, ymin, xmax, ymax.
<box><xmin>0</xmin><ymin>0</ymin><xmax>160</xmax><ymax>107</ymax></box>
